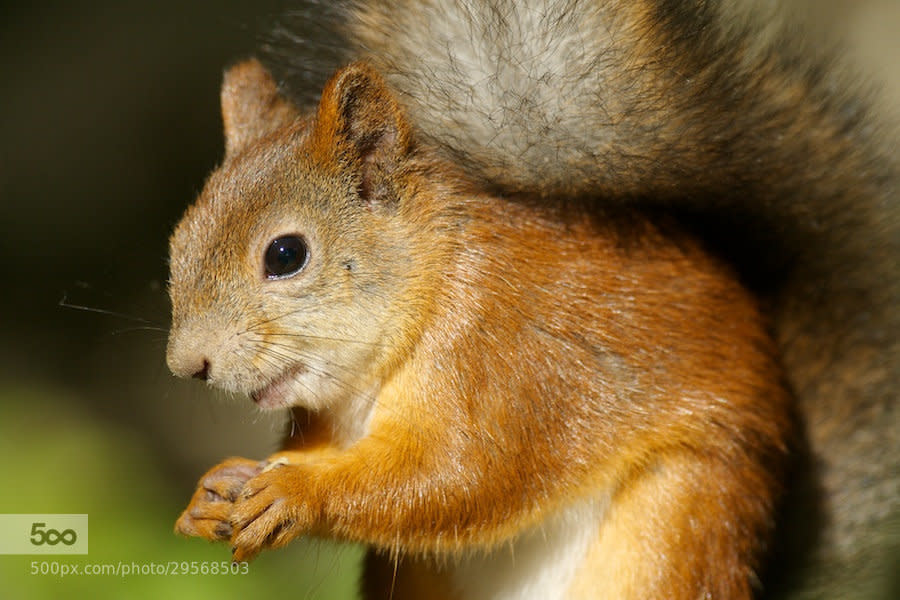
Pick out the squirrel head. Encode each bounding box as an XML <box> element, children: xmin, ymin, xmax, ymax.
<box><xmin>166</xmin><ymin>59</ymin><xmax>440</xmax><ymax>419</ymax></box>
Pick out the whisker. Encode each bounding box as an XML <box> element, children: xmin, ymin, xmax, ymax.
<box><xmin>254</xmin><ymin>348</ymin><xmax>325</xmax><ymax>404</ymax></box>
<box><xmin>253</xmin><ymin>343</ymin><xmax>383</xmax><ymax>413</ymax></box>
<box><xmin>253</xmin><ymin>347</ymin><xmax>293</xmax><ymax>374</ymax></box>
<box><xmin>245</xmin><ymin>307</ymin><xmax>306</xmax><ymax>332</ymax></box>
<box><xmin>59</xmin><ymin>292</ymin><xmax>161</xmax><ymax>326</ymax></box>
<box><xmin>109</xmin><ymin>325</ymin><xmax>169</xmax><ymax>335</ymax></box>
<box><xmin>253</xmin><ymin>339</ymin><xmax>367</xmax><ymax>379</ymax></box>
<box><xmin>287</xmin><ymin>409</ymin><xmax>299</xmax><ymax>440</ymax></box>
<box><xmin>253</xmin><ymin>342</ymin><xmax>374</xmax><ymax>397</ymax></box>
<box><xmin>263</xmin><ymin>332</ymin><xmax>385</xmax><ymax>347</ymax></box>
<box><xmin>250</xmin><ymin>351</ymin><xmax>325</xmax><ymax>412</ymax></box>
<box><xmin>247</xmin><ymin>338</ymin><xmax>434</xmax><ymax>446</ymax></box>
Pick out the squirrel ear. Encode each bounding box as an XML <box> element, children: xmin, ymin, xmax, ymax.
<box><xmin>312</xmin><ymin>62</ymin><xmax>413</xmax><ymax>203</ymax></box>
<box><xmin>220</xmin><ymin>58</ymin><xmax>298</xmax><ymax>156</ymax></box>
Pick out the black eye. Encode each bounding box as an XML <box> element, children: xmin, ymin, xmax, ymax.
<box><xmin>264</xmin><ymin>235</ymin><xmax>309</xmax><ymax>279</ymax></box>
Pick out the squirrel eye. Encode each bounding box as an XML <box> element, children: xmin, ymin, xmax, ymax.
<box><xmin>264</xmin><ymin>235</ymin><xmax>309</xmax><ymax>279</ymax></box>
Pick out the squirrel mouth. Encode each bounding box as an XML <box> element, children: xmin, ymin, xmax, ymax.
<box><xmin>250</xmin><ymin>364</ymin><xmax>306</xmax><ymax>409</ymax></box>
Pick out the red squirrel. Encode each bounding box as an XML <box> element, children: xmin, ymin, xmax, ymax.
<box><xmin>168</xmin><ymin>60</ymin><xmax>791</xmax><ymax>598</ymax></box>
<box><xmin>169</xmin><ymin>1</ymin><xmax>899</xmax><ymax>598</ymax></box>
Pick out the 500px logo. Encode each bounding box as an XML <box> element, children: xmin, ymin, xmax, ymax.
<box><xmin>0</xmin><ymin>515</ymin><xmax>87</xmax><ymax>555</ymax></box>
<box><xmin>30</xmin><ymin>522</ymin><xmax>78</xmax><ymax>547</ymax></box>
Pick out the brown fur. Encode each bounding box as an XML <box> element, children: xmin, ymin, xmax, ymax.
<box><xmin>169</xmin><ymin>60</ymin><xmax>792</xmax><ymax>599</ymax></box>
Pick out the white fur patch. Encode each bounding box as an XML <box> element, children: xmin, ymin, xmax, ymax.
<box><xmin>450</xmin><ymin>498</ymin><xmax>608</xmax><ymax>600</ymax></box>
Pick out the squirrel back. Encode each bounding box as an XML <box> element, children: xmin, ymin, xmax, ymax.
<box><xmin>266</xmin><ymin>0</ymin><xmax>900</xmax><ymax>597</ymax></box>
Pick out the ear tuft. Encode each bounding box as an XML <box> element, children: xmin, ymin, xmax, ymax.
<box><xmin>312</xmin><ymin>62</ymin><xmax>414</xmax><ymax>202</ymax></box>
<box><xmin>221</xmin><ymin>58</ymin><xmax>298</xmax><ymax>156</ymax></box>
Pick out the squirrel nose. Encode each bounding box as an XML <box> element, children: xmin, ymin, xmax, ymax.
<box><xmin>166</xmin><ymin>329</ymin><xmax>214</xmax><ymax>381</ymax></box>
<box><xmin>167</xmin><ymin>348</ymin><xmax>212</xmax><ymax>381</ymax></box>
<box><xmin>192</xmin><ymin>359</ymin><xmax>211</xmax><ymax>381</ymax></box>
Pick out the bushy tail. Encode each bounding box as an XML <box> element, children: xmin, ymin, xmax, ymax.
<box><xmin>272</xmin><ymin>1</ymin><xmax>899</xmax><ymax>597</ymax></box>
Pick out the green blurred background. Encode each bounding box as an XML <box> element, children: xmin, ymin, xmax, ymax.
<box><xmin>0</xmin><ymin>1</ymin><xmax>897</xmax><ymax>598</ymax></box>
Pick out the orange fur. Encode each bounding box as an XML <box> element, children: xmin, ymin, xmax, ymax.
<box><xmin>169</xmin><ymin>60</ymin><xmax>792</xmax><ymax>598</ymax></box>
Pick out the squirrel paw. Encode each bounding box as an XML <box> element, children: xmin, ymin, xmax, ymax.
<box><xmin>175</xmin><ymin>457</ymin><xmax>262</xmax><ymax>542</ymax></box>
<box><xmin>229</xmin><ymin>464</ymin><xmax>312</xmax><ymax>562</ymax></box>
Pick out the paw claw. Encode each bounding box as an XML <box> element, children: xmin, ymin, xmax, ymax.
<box><xmin>227</xmin><ymin>465</ymin><xmax>310</xmax><ymax>559</ymax></box>
<box><xmin>175</xmin><ymin>457</ymin><xmax>262</xmax><ymax>544</ymax></box>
